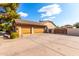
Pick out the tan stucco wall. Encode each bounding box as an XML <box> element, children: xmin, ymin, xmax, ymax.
<box><xmin>43</xmin><ymin>22</ymin><xmax>56</xmax><ymax>29</ymax></box>
<box><xmin>16</xmin><ymin>26</ymin><xmax>22</xmax><ymax>37</ymax></box>
<box><xmin>67</xmin><ymin>28</ymin><xmax>79</xmax><ymax>36</ymax></box>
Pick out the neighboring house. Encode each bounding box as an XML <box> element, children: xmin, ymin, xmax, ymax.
<box><xmin>61</xmin><ymin>25</ymin><xmax>73</xmax><ymax>28</ymax></box>
<box><xmin>15</xmin><ymin>19</ymin><xmax>56</xmax><ymax>36</ymax></box>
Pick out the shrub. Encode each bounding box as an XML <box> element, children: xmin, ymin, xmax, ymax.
<box><xmin>10</xmin><ymin>32</ymin><xmax>19</xmax><ymax>39</ymax></box>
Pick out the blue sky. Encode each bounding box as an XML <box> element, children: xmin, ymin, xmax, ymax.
<box><xmin>17</xmin><ymin>3</ymin><xmax>79</xmax><ymax>26</ymax></box>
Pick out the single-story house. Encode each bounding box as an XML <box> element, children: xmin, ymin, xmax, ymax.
<box><xmin>15</xmin><ymin>19</ymin><xmax>56</xmax><ymax>37</ymax></box>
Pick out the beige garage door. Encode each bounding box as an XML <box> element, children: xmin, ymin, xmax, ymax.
<box><xmin>34</xmin><ymin>27</ymin><xmax>45</xmax><ymax>33</ymax></box>
<box><xmin>21</xmin><ymin>27</ymin><xmax>31</xmax><ymax>34</ymax></box>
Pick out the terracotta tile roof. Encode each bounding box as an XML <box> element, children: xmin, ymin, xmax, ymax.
<box><xmin>15</xmin><ymin>19</ymin><xmax>46</xmax><ymax>27</ymax></box>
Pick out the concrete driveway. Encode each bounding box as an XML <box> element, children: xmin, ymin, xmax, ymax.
<box><xmin>0</xmin><ymin>33</ymin><xmax>79</xmax><ymax>56</ymax></box>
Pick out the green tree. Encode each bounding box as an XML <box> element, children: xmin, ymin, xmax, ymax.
<box><xmin>73</xmin><ymin>22</ymin><xmax>79</xmax><ymax>28</ymax></box>
<box><xmin>0</xmin><ymin>3</ymin><xmax>20</xmax><ymax>39</ymax></box>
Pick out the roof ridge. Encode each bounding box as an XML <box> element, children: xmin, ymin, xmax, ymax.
<box><xmin>15</xmin><ymin>19</ymin><xmax>46</xmax><ymax>27</ymax></box>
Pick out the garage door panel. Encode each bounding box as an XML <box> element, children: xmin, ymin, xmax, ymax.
<box><xmin>21</xmin><ymin>25</ymin><xmax>45</xmax><ymax>34</ymax></box>
<box><xmin>34</xmin><ymin>27</ymin><xmax>45</xmax><ymax>33</ymax></box>
<box><xmin>21</xmin><ymin>27</ymin><xmax>31</xmax><ymax>34</ymax></box>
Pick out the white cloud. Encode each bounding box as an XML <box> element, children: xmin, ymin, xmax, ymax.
<box><xmin>38</xmin><ymin>4</ymin><xmax>62</xmax><ymax>17</ymax></box>
<box><xmin>18</xmin><ymin>12</ymin><xmax>28</xmax><ymax>17</ymax></box>
<box><xmin>42</xmin><ymin>16</ymin><xmax>55</xmax><ymax>21</ymax></box>
<box><xmin>43</xmin><ymin>18</ymin><xmax>52</xmax><ymax>21</ymax></box>
<box><xmin>49</xmin><ymin>16</ymin><xmax>55</xmax><ymax>19</ymax></box>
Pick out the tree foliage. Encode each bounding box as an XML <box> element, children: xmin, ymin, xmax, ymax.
<box><xmin>0</xmin><ymin>3</ymin><xmax>20</xmax><ymax>38</ymax></box>
<box><xmin>73</xmin><ymin>22</ymin><xmax>79</xmax><ymax>28</ymax></box>
<box><xmin>0</xmin><ymin>3</ymin><xmax>20</xmax><ymax>19</ymax></box>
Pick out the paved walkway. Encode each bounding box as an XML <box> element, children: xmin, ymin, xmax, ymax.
<box><xmin>0</xmin><ymin>34</ymin><xmax>79</xmax><ymax>56</ymax></box>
